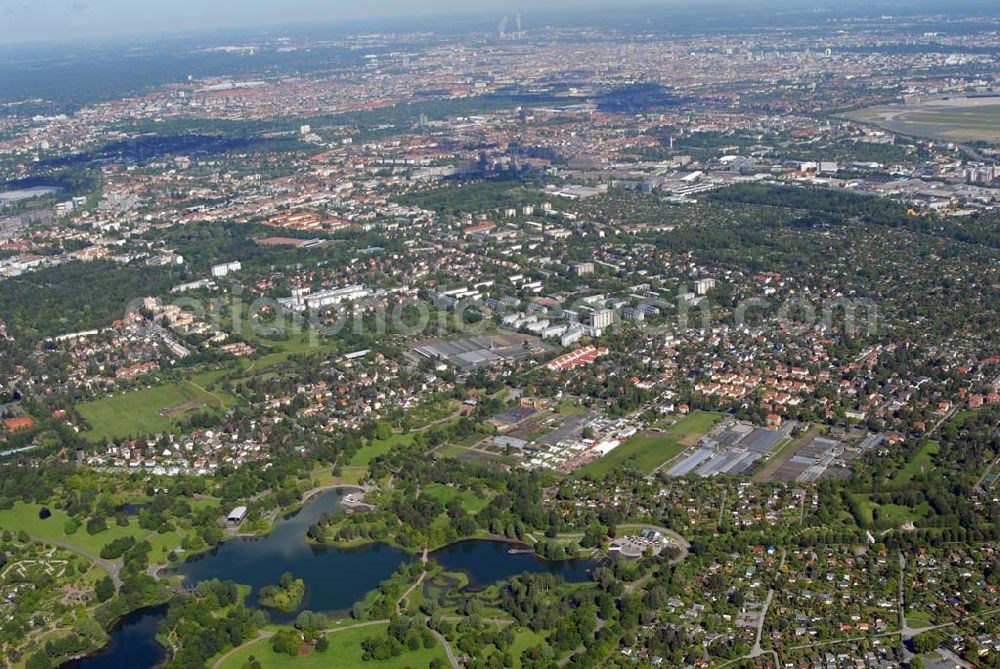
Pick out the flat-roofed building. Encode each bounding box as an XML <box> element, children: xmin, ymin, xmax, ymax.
<box><xmin>226</xmin><ymin>506</ymin><xmax>248</xmax><ymax>525</ymax></box>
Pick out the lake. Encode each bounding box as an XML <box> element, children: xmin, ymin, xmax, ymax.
<box><xmin>61</xmin><ymin>605</ymin><xmax>167</xmax><ymax>669</ymax></box>
<box><xmin>63</xmin><ymin>487</ymin><xmax>596</xmax><ymax>668</ymax></box>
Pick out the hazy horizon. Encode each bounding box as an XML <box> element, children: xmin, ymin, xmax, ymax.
<box><xmin>3</xmin><ymin>0</ymin><xmax>639</xmax><ymax>45</ymax></box>
<box><xmin>3</xmin><ymin>0</ymin><xmax>1000</xmax><ymax>46</ymax></box>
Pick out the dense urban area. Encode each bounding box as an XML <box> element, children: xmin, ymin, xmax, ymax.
<box><xmin>0</xmin><ymin>3</ymin><xmax>998</xmax><ymax>669</ymax></box>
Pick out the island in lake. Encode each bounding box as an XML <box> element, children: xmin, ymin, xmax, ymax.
<box><xmin>257</xmin><ymin>572</ymin><xmax>305</xmax><ymax>612</ymax></box>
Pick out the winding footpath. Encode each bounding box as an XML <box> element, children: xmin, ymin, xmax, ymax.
<box><xmin>210</xmin><ymin>620</ymin><xmax>392</xmax><ymax>669</ymax></box>
<box><xmin>210</xmin><ymin>630</ymin><xmax>274</xmax><ymax>669</ymax></box>
<box><xmin>50</xmin><ymin>535</ymin><xmax>123</xmax><ymax>589</ymax></box>
<box><xmin>559</xmin><ymin>524</ymin><xmax>691</xmax><ymax>667</ymax></box>
<box><xmin>429</xmin><ymin>629</ymin><xmax>461</xmax><ymax>669</ymax></box>
<box><xmin>622</xmin><ymin>525</ymin><xmax>691</xmax><ymax>597</ymax></box>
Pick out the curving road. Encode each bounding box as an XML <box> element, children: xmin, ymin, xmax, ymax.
<box><xmin>210</xmin><ymin>620</ymin><xmax>393</xmax><ymax>669</ymax></box>
<box><xmin>49</xmin><ymin>536</ymin><xmax>123</xmax><ymax>589</ymax></box>
<box><xmin>210</xmin><ymin>630</ymin><xmax>274</xmax><ymax>669</ymax></box>
<box><xmin>429</xmin><ymin>628</ymin><xmax>461</xmax><ymax>669</ymax></box>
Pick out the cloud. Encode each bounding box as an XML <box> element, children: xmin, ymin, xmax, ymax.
<box><xmin>68</xmin><ymin>1</ymin><xmax>88</xmax><ymax>11</ymax></box>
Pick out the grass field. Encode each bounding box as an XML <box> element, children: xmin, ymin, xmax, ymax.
<box><xmin>851</xmin><ymin>494</ymin><xmax>932</xmax><ymax>528</ymax></box>
<box><xmin>848</xmin><ymin>99</ymin><xmax>1000</xmax><ymax>142</ymax></box>
<box><xmin>555</xmin><ymin>399</ymin><xmax>587</xmax><ymax>416</ymax></box>
<box><xmin>77</xmin><ymin>379</ymin><xmax>236</xmax><ymax>441</ymax></box>
<box><xmin>218</xmin><ymin>623</ymin><xmax>448</xmax><ymax>669</ymax></box>
<box><xmin>423</xmin><ymin>483</ymin><xmax>492</xmax><ymax>514</ymax></box>
<box><xmin>509</xmin><ymin>627</ymin><xmax>550</xmax><ymax>668</ymax></box>
<box><xmin>906</xmin><ymin>613</ymin><xmax>935</xmax><ymax>629</ymax></box>
<box><xmin>0</xmin><ymin>503</ymin><xmax>72</xmax><ymax>544</ymax></box>
<box><xmin>349</xmin><ymin>433</ymin><xmax>415</xmax><ymax>466</ymax></box>
<box><xmin>432</xmin><ymin>444</ymin><xmax>472</xmax><ymax>459</ymax></box>
<box><xmin>0</xmin><ymin>501</ymin><xmax>188</xmax><ymax>559</ymax></box>
<box><xmin>310</xmin><ymin>466</ymin><xmax>367</xmax><ymax>488</ymax></box>
<box><xmin>893</xmin><ymin>442</ymin><xmax>940</xmax><ymax>485</ymax></box>
<box><xmin>576</xmin><ymin>411</ymin><xmax>723</xmax><ymax>479</ymax></box>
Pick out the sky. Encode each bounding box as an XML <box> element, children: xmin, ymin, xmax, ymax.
<box><xmin>1</xmin><ymin>0</ymin><xmax>994</xmax><ymax>45</ymax></box>
<box><xmin>0</xmin><ymin>0</ymin><xmax>634</xmax><ymax>45</ymax></box>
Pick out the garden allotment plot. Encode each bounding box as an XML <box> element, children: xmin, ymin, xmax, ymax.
<box><xmin>849</xmin><ymin>97</ymin><xmax>1000</xmax><ymax>142</ymax></box>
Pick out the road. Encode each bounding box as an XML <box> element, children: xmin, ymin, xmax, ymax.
<box><xmin>430</xmin><ymin>628</ymin><xmax>461</xmax><ymax>669</ymax></box>
<box><xmin>557</xmin><ymin>617</ymin><xmax>605</xmax><ymax>668</ymax></box>
<box><xmin>620</xmin><ymin>526</ymin><xmax>690</xmax><ymax>597</ymax></box>
<box><xmin>210</xmin><ymin>630</ymin><xmax>274</xmax><ymax>669</ymax></box>
<box><xmin>749</xmin><ymin>589</ymin><xmax>775</xmax><ymax>658</ymax></box>
<box><xmin>440</xmin><ymin>616</ymin><xmax>513</xmax><ymax>625</ymax></box>
<box><xmin>210</xmin><ymin>620</ymin><xmax>392</xmax><ymax>669</ymax></box>
<box><xmin>898</xmin><ymin>552</ymin><xmax>909</xmax><ymax>634</ymax></box>
<box><xmin>50</xmin><ymin>536</ymin><xmax>122</xmax><ymax>589</ymax></box>
<box><xmin>396</xmin><ymin>571</ymin><xmax>427</xmax><ymax>615</ymax></box>
<box><xmin>786</xmin><ymin>607</ymin><xmax>1000</xmax><ymax>654</ymax></box>
<box><xmin>926</xmin><ymin>406</ymin><xmax>957</xmax><ymax>437</ymax></box>
<box><xmin>715</xmin><ymin>589</ymin><xmax>775</xmax><ymax>668</ymax></box>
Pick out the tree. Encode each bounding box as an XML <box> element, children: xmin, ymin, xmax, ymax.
<box><xmin>95</xmin><ymin>575</ymin><xmax>115</xmax><ymax>602</ymax></box>
<box><xmin>294</xmin><ymin>610</ymin><xmax>327</xmax><ymax>632</ymax></box>
<box><xmin>25</xmin><ymin>652</ymin><xmax>52</xmax><ymax>669</ymax></box>
<box><xmin>86</xmin><ymin>515</ymin><xmax>108</xmax><ymax>535</ymax></box>
<box><xmin>271</xmin><ymin>629</ymin><xmax>301</xmax><ymax>656</ymax></box>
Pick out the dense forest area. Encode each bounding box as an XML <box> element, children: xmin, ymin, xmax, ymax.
<box><xmin>710</xmin><ymin>182</ymin><xmax>1000</xmax><ymax>249</ymax></box>
<box><xmin>0</xmin><ymin>261</ymin><xmax>182</xmax><ymax>340</ymax></box>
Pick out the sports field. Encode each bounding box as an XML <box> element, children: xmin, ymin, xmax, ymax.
<box><xmin>848</xmin><ymin>97</ymin><xmax>1000</xmax><ymax>142</ymax></box>
<box><xmin>576</xmin><ymin>411</ymin><xmax>723</xmax><ymax>479</ymax></box>
<box><xmin>77</xmin><ymin>377</ymin><xmax>235</xmax><ymax>441</ymax></box>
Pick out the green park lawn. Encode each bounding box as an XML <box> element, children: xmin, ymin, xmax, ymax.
<box><xmin>219</xmin><ymin>623</ymin><xmax>448</xmax><ymax>669</ymax></box>
<box><xmin>576</xmin><ymin>411</ymin><xmax>723</xmax><ymax>479</ymax></box>
<box><xmin>0</xmin><ymin>503</ymin><xmax>70</xmax><ymax>544</ymax></box>
<box><xmin>349</xmin><ymin>433</ymin><xmax>415</xmax><ymax>466</ymax></box>
<box><xmin>309</xmin><ymin>466</ymin><xmax>367</xmax><ymax>488</ymax></box>
<box><xmin>892</xmin><ymin>442</ymin><xmax>940</xmax><ymax>485</ymax></box>
<box><xmin>77</xmin><ymin>379</ymin><xmax>235</xmax><ymax>441</ymax></box>
<box><xmin>852</xmin><ymin>495</ymin><xmax>932</xmax><ymax>528</ymax></box>
<box><xmin>423</xmin><ymin>483</ymin><xmax>492</xmax><ymax>514</ymax></box>
<box><xmin>509</xmin><ymin>627</ymin><xmax>551</xmax><ymax>668</ymax></box>
<box><xmin>0</xmin><ymin>501</ymin><xmax>189</xmax><ymax>562</ymax></box>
